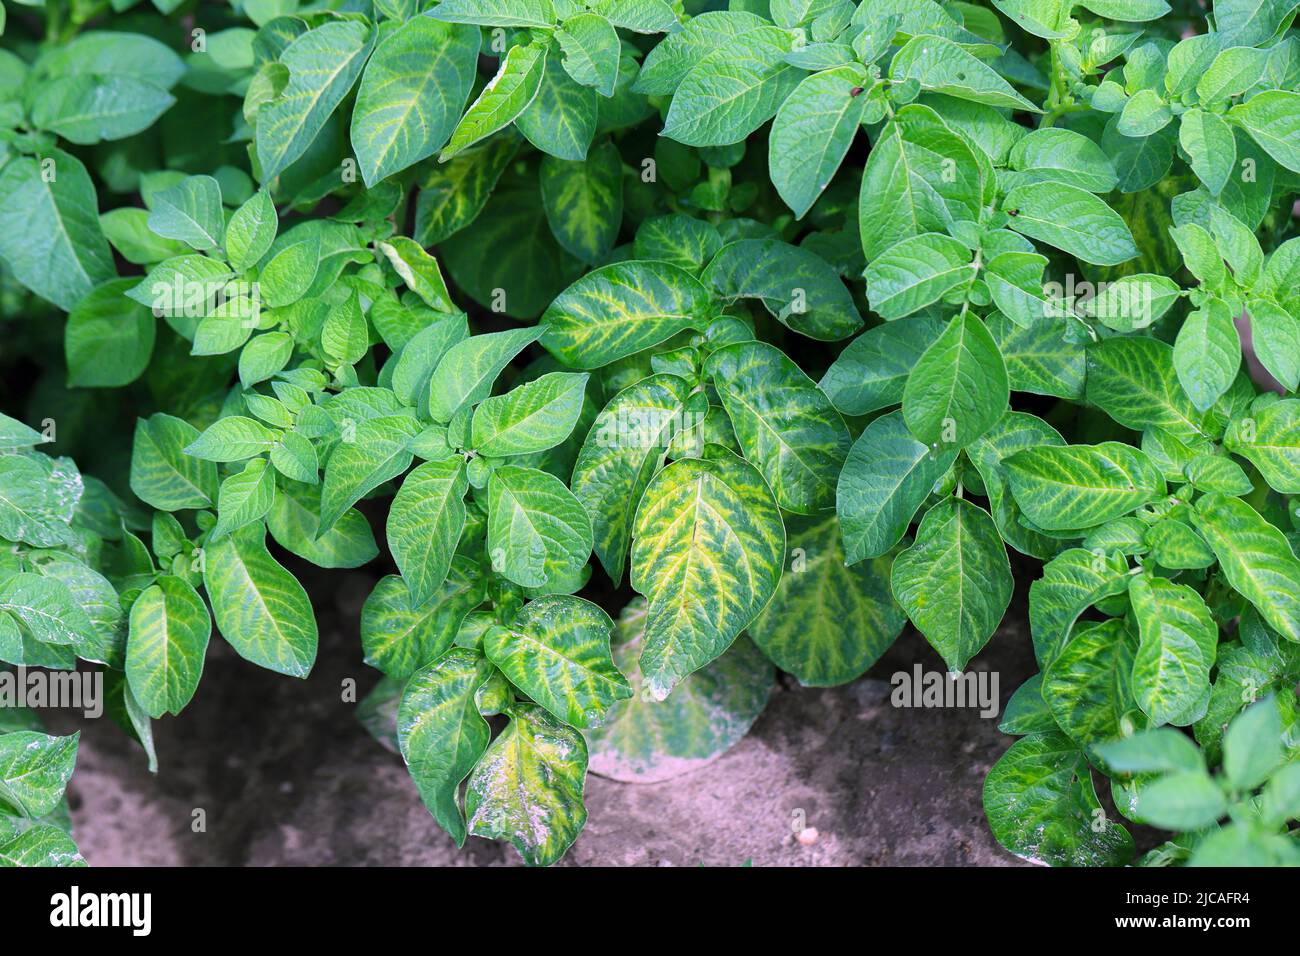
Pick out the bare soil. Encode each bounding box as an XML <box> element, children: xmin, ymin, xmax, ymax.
<box><xmin>62</xmin><ymin>570</ymin><xmax>1035</xmax><ymax>867</ymax></box>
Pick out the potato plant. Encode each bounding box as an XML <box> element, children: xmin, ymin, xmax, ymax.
<box><xmin>2</xmin><ymin>0</ymin><xmax>1300</xmax><ymax>868</ymax></box>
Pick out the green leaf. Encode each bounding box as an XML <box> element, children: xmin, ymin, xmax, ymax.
<box><xmin>984</xmin><ymin>252</ymin><xmax>1053</xmax><ymax>329</ymax></box>
<box><xmin>210</xmin><ymin>458</ymin><xmax>275</xmax><ymax>541</ymax></box>
<box><xmin>1129</xmin><ymin>574</ymin><xmax>1217</xmax><ymax>726</ymax></box>
<box><xmin>470</xmin><ymin>371</ymin><xmax>590</xmax><ymax>458</ymax></box>
<box><xmin>318</xmin><ymin>414</ymin><xmax>422</xmax><ymax>533</ymax></box>
<box><xmin>361</xmin><ymin>562</ymin><xmax>485</xmax><ymax>678</ymax></box>
<box><xmin>571</xmin><ymin>373</ymin><xmax>691</xmax><ymax>584</ymax></box>
<box><xmin>589</xmin><ymin>599</ymin><xmax>773</xmax><ymax>781</ymax></box>
<box><xmin>705</xmin><ymin>340</ymin><xmax>850</xmax><ymax>514</ymax></box>
<box><xmin>1260</xmin><ymin>761</ymin><xmax>1300</xmax><ymax>826</ymax></box>
<box><xmin>413</xmin><ymin>135</ymin><xmax>520</xmax><ymax>246</ymax></box>
<box><xmin>750</xmin><ymin>512</ymin><xmax>905</xmax><ymax>685</ymax></box>
<box><xmin>487</xmin><ymin>464</ymin><xmax>593</xmax><ymax>589</ymax></box>
<box><xmin>1215</xmin><ymin>0</ymin><xmax>1298</xmax><ymax>45</ymax></box>
<box><xmin>0</xmin><ymin>151</ymin><xmax>116</xmax><ymax>311</ymax></box>
<box><xmin>631</xmin><ymin>445</ymin><xmax>784</xmax><ymax>698</ymax></box>
<box><xmin>203</xmin><ymin>523</ymin><xmax>318</xmax><ymax>677</ymax></box>
<box><xmin>375</xmin><ymin>237</ymin><xmax>454</xmax><ymax>313</ymax></box>
<box><xmin>1007</xmin><ymin>127</ymin><xmax>1118</xmax><ymax>193</ymax></box>
<box><xmin>589</xmin><ymin>0</ymin><xmax>679</xmax><ymax>32</ymax></box>
<box><xmin>1006</xmin><ymin>442</ymin><xmax>1166</xmax><ymax>532</ymax></box>
<box><xmin>0</xmin><ymin>731</ymin><xmax>79</xmax><ymax>818</ymax></box>
<box><xmin>1145</xmin><ymin>515</ymin><xmax>1215</xmax><ymax>569</ymax></box>
<box><xmin>398</xmin><ymin>647</ymin><xmax>494</xmax><ymax>846</ymax></box>
<box><xmin>1210</xmin><ymin>205</ymin><xmax>1262</xmax><ymax>284</ymax></box>
<box><xmin>1133</xmin><ymin>769</ymin><xmax>1227</xmax><ymax>830</ymax></box>
<box><xmin>1170</xmin><ymin>220</ymin><xmax>1226</xmax><ymax>287</ymax></box>
<box><xmin>485</xmin><ymin>594</ymin><xmax>629</xmax><ymax>727</ymax></box>
<box><xmin>539</xmin><ymin>142</ymin><xmax>622</xmax><ymax>263</ymax></box>
<box><xmin>432</xmin><ymin>0</ymin><xmax>557</xmax><ymax>28</ymax></box>
<box><xmin>387</xmin><ymin>458</ymin><xmax>467</xmax><ymax>607</ymax></box>
<box><xmin>967</xmin><ymin>411</ymin><xmax>1067</xmax><ymax>559</ymax></box>
<box><xmin>146</xmin><ymin>175</ymin><xmax>224</xmax><ymax>251</ymax></box>
<box><xmin>1043</xmin><ymin>619</ymin><xmax>1138</xmax><ymax>748</ymax></box>
<box><xmin>1004</xmin><ymin>181</ymin><xmax>1138</xmax><ymax>266</ymax></box>
<box><xmin>515</xmin><ymin>54</ymin><xmax>598</xmax><ymax>161</ymax></box>
<box><xmin>819</xmin><ymin>316</ymin><xmax>947</xmax><ymax>416</ymax></box>
<box><xmin>241</xmin><ymin>334</ymin><xmax>295</xmax><ymax>391</ymax></box>
<box><xmin>769</xmin><ymin>63</ymin><xmax>870</xmax><ymax>218</ymax></box>
<box><xmin>259</xmin><ymin>232</ymin><xmax>320</xmax><ymax>309</ymax></box>
<box><xmin>184</xmin><ymin>415</ymin><xmax>279</xmax><ymax>462</ymax></box>
<box><xmin>1247</xmin><ymin>298</ymin><xmax>1300</xmax><ymax>391</ymax></box>
<box><xmin>837</xmin><ymin>410</ymin><xmax>959</xmax><ymax>562</ymax></box>
<box><xmin>351</xmin><ymin>18</ymin><xmax>480</xmax><ymax>186</ymax></box>
<box><xmin>989</xmin><ymin>0</ymin><xmax>1072</xmax><ymax>37</ymax></box>
<box><xmin>857</xmin><ymin>103</ymin><xmax>991</xmax><ymax>262</ymax></box>
<box><xmin>440</xmin><ymin>41</ymin><xmax>547</xmax><ymax>161</ymax></box>
<box><xmin>1224</xmin><ymin>398</ymin><xmax>1300</xmax><ymax>493</ymax></box>
<box><xmin>32</xmin><ymin>29</ymin><xmax>185</xmax><ymax>85</ymax></box>
<box><xmin>125</xmin><ymin>575</ymin><xmax>211</xmax><ymax>718</ymax></box>
<box><xmin>0</xmin><ymin>415</ymin><xmax>47</xmax><ymax>453</ymax></box>
<box><xmin>1029</xmin><ymin>547</ymin><xmax>1131</xmax><ymax>668</ymax></box>
<box><xmin>465</xmin><ymin>704</ymin><xmax>588</xmax><ymax>866</ymax></box>
<box><xmin>127</xmin><ymin>254</ymin><xmax>234</xmax><ymax>326</ymax></box>
<box><xmin>902</xmin><ymin>312</ymin><xmax>1008</xmax><ymax>449</ymax></box>
<box><xmin>1077</xmin><ymin>0</ymin><xmax>1168</xmax><ymax>19</ymax></box>
<box><xmin>0</xmin><ymin>824</ymin><xmax>86</xmax><ymax>867</ymax></box>
<box><xmin>40</xmin><ymin>557</ymin><xmax>125</xmax><ymax>667</ymax></box>
<box><xmin>1229</xmin><ymin>90</ymin><xmax>1300</xmax><ymax>174</ymax></box>
<box><xmin>1095</xmin><ymin>726</ymin><xmax>1205</xmax><ymax>774</ymax></box>
<box><xmin>1173</xmin><ymin>299</ymin><xmax>1241</xmax><ymax>413</ymax></box>
<box><xmin>29</xmin><ymin>74</ymin><xmax>174</xmax><ymax>145</ymax></box>
<box><xmin>0</xmin><ymin>455</ymin><xmax>79</xmax><ymax>550</ymax></box>
<box><xmin>427</xmin><ymin>325</ymin><xmax>544</xmax><ymax>422</ymax></box>
<box><xmin>983</xmin><ymin>732</ymin><xmax>1134</xmax><ymax>866</ymax></box>
<box><xmin>391</xmin><ymin>317</ymin><xmax>470</xmax><ymax>408</ymax></box>
<box><xmin>702</xmin><ymin>238</ymin><xmax>863</xmax><ymax>340</ymax></box>
<box><xmin>1118</xmin><ymin>89</ymin><xmax>1172</xmax><ymax>137</ymax></box>
<box><xmin>1179</xmin><ymin>108</ymin><xmax>1237</xmax><ymax>196</ymax></box>
<box><xmin>1223</xmin><ymin>696</ymin><xmax>1285</xmax><ymax>791</ymax></box>
<box><xmin>999</xmin><ymin>673</ymin><xmax>1059</xmax><ymax>736</ymax></box>
<box><xmin>555</xmin><ymin>13</ymin><xmax>620</xmax><ymax>97</ymax></box>
<box><xmin>865</xmin><ymin>233</ymin><xmax>976</xmax><ymax>320</ymax></box>
<box><xmin>634</xmin><ymin>10</ymin><xmax>767</xmax><ymax>96</ymax></box>
<box><xmin>130</xmin><ymin>413</ymin><xmax>218</xmax><ymax>511</ymax></box>
<box><xmin>256</xmin><ymin>21</ymin><xmax>376</xmax><ymax>182</ymax></box>
<box><xmin>1190</xmin><ymin>493</ymin><xmax>1300</xmax><ymax>643</ymax></box>
<box><xmin>661</xmin><ymin>25</ymin><xmax>800</xmax><ymax>147</ymax></box>
<box><xmin>441</xmin><ymin>177</ymin><xmax>581</xmax><ymax>319</ymax></box>
<box><xmin>225</xmin><ymin>190</ymin><xmax>278</xmax><ymax>273</ymax></box>
<box><xmin>1082</xmin><ymin>273</ymin><xmax>1182</xmax><ymax>333</ymax></box>
<box><xmin>101</xmin><ymin>208</ymin><xmax>189</xmax><ymax>265</ymax></box>
<box><xmin>891</xmin><ymin>34</ymin><xmax>1040</xmax><ymax>111</ymax></box>
<box><xmin>1086</xmin><ymin>337</ymin><xmax>1206</xmax><ymax>444</ymax></box>
<box><xmin>891</xmin><ymin>497</ymin><xmax>1012</xmax><ymax>671</ymax></box>
<box><xmin>65</xmin><ymin>278</ymin><xmax>155</xmax><ymax>388</ymax></box>
<box><xmin>541</xmin><ymin>260</ymin><xmax>713</xmax><ymax>368</ymax></box>
<box><xmin>987</xmin><ymin>311</ymin><xmax>1085</xmax><ymax>399</ymax></box>
<box><xmin>1185</xmin><ymin>453</ymin><xmax>1254</xmax><ymax>495</ymax></box>
<box><xmin>266</xmin><ymin>480</ymin><xmax>379</xmax><ymax>569</ymax></box>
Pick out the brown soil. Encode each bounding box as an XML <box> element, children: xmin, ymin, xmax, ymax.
<box><xmin>61</xmin><ymin>571</ymin><xmax>1035</xmax><ymax>867</ymax></box>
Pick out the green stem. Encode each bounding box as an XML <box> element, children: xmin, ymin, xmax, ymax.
<box><xmin>45</xmin><ymin>1</ymin><xmax>63</xmax><ymax>43</ymax></box>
